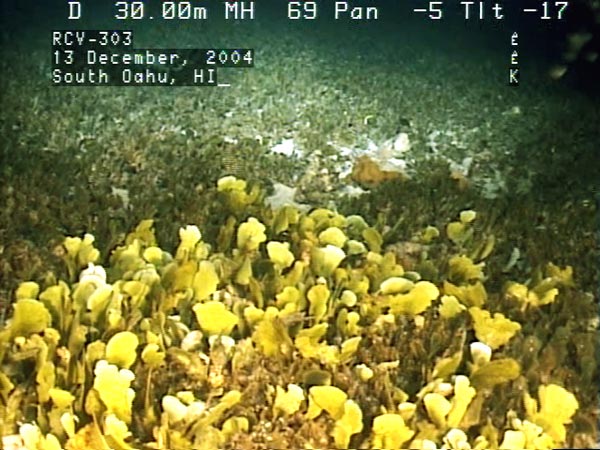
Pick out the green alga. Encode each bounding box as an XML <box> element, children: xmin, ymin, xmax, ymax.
<box><xmin>525</xmin><ymin>383</ymin><xmax>579</xmax><ymax>443</ymax></box>
<box><xmin>193</xmin><ymin>301</ymin><xmax>238</xmax><ymax>336</ymax></box>
<box><xmin>11</xmin><ymin>299</ymin><xmax>52</xmax><ymax>337</ymax></box>
<box><xmin>388</xmin><ymin>281</ymin><xmax>439</xmax><ymax>315</ymax></box>
<box><xmin>105</xmin><ymin>331</ymin><xmax>138</xmax><ymax>369</ymax></box>
<box><xmin>91</xmin><ymin>360</ymin><xmax>135</xmax><ymax>423</ymax></box>
<box><xmin>237</xmin><ymin>217</ymin><xmax>267</xmax><ymax>252</ymax></box>
<box><xmin>469</xmin><ymin>307</ymin><xmax>521</xmax><ymax>350</ymax></box>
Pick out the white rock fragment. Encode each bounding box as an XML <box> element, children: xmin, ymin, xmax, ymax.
<box><xmin>470</xmin><ymin>341</ymin><xmax>492</xmax><ymax>366</ymax></box>
<box><xmin>111</xmin><ymin>187</ymin><xmax>130</xmax><ymax>209</ymax></box>
<box><xmin>270</xmin><ymin>138</ymin><xmax>296</xmax><ymax>157</ymax></box>
<box><xmin>340</xmin><ymin>184</ymin><xmax>367</xmax><ymax>198</ymax></box>
<box><xmin>380</xmin><ymin>157</ymin><xmax>407</xmax><ymax>173</ymax></box>
<box><xmin>392</xmin><ymin>132</ymin><xmax>411</xmax><ymax>154</ymax></box>
<box><xmin>265</xmin><ymin>183</ymin><xmax>310</xmax><ymax>212</ymax></box>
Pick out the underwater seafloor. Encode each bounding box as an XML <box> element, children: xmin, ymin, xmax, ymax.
<box><xmin>0</xmin><ymin>4</ymin><xmax>599</xmax><ymax>450</ymax></box>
